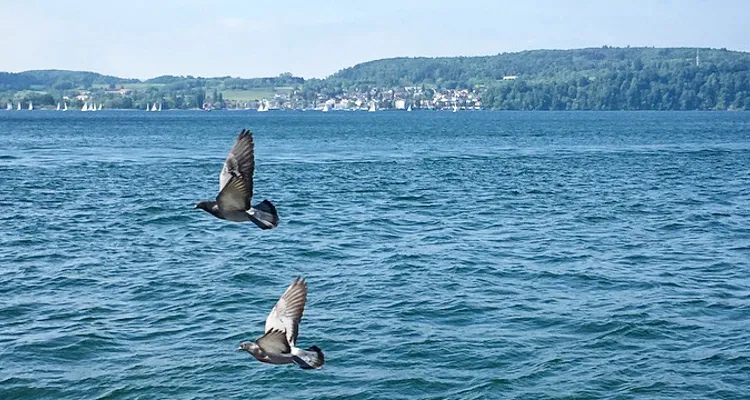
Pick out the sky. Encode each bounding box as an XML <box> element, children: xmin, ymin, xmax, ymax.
<box><xmin>1</xmin><ymin>0</ymin><xmax>748</xmax><ymax>79</ymax></box>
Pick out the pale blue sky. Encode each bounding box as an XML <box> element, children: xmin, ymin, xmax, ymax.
<box><xmin>1</xmin><ymin>0</ymin><xmax>746</xmax><ymax>79</ymax></box>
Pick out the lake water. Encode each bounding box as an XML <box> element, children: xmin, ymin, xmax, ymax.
<box><xmin>1</xmin><ymin>111</ymin><xmax>749</xmax><ymax>399</ymax></box>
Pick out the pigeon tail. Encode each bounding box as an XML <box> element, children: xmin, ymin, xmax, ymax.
<box><xmin>291</xmin><ymin>345</ymin><xmax>325</xmax><ymax>369</ymax></box>
<box><xmin>249</xmin><ymin>199</ymin><xmax>279</xmax><ymax>230</ymax></box>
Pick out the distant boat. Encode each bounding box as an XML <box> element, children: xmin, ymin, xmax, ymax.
<box><xmin>17</xmin><ymin>102</ymin><xmax>21</xmax><ymax>111</ymax></box>
<box><xmin>322</xmin><ymin>103</ymin><xmax>329</xmax><ymax>112</ymax></box>
<box><xmin>63</xmin><ymin>102</ymin><xmax>68</xmax><ymax>111</ymax></box>
<box><xmin>368</xmin><ymin>102</ymin><xmax>376</xmax><ymax>112</ymax></box>
<box><xmin>151</xmin><ymin>103</ymin><xmax>158</xmax><ymax>111</ymax></box>
<box><xmin>98</xmin><ymin>103</ymin><xmax>103</xmax><ymax>111</ymax></box>
<box><xmin>28</xmin><ymin>101</ymin><xmax>33</xmax><ymax>111</ymax></box>
<box><xmin>56</xmin><ymin>103</ymin><xmax>61</xmax><ymax>111</ymax></box>
<box><xmin>407</xmin><ymin>104</ymin><xmax>412</xmax><ymax>112</ymax></box>
<box><xmin>82</xmin><ymin>102</ymin><xmax>88</xmax><ymax>111</ymax></box>
<box><xmin>452</xmin><ymin>104</ymin><xmax>458</xmax><ymax>113</ymax></box>
<box><xmin>90</xmin><ymin>102</ymin><xmax>97</xmax><ymax>111</ymax></box>
<box><xmin>145</xmin><ymin>103</ymin><xmax>149</xmax><ymax>111</ymax></box>
<box><xmin>257</xmin><ymin>100</ymin><xmax>268</xmax><ymax>112</ymax></box>
<box><xmin>6</xmin><ymin>101</ymin><xmax>11</xmax><ymax>111</ymax></box>
<box><xmin>157</xmin><ymin>103</ymin><xmax>161</xmax><ymax>111</ymax></box>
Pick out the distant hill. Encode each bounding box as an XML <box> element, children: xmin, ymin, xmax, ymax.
<box><xmin>0</xmin><ymin>70</ymin><xmax>304</xmax><ymax>91</ymax></box>
<box><xmin>0</xmin><ymin>70</ymin><xmax>138</xmax><ymax>91</ymax></box>
<box><xmin>328</xmin><ymin>47</ymin><xmax>750</xmax><ymax>110</ymax></box>
<box><xmin>331</xmin><ymin>47</ymin><xmax>750</xmax><ymax>87</ymax></box>
<box><xmin>0</xmin><ymin>70</ymin><xmax>306</xmax><ymax>110</ymax></box>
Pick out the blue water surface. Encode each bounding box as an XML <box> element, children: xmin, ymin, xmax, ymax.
<box><xmin>1</xmin><ymin>110</ymin><xmax>749</xmax><ymax>399</ymax></box>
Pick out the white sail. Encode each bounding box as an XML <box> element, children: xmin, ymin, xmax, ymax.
<box><xmin>6</xmin><ymin>102</ymin><xmax>11</xmax><ymax>110</ymax></box>
<box><xmin>151</xmin><ymin>103</ymin><xmax>157</xmax><ymax>111</ymax></box>
<box><xmin>322</xmin><ymin>103</ymin><xmax>329</xmax><ymax>112</ymax></box>
<box><xmin>368</xmin><ymin>102</ymin><xmax>376</xmax><ymax>112</ymax></box>
<box><xmin>17</xmin><ymin>102</ymin><xmax>21</xmax><ymax>111</ymax></box>
<box><xmin>146</xmin><ymin>103</ymin><xmax>149</xmax><ymax>111</ymax></box>
<box><xmin>82</xmin><ymin>102</ymin><xmax>88</xmax><ymax>111</ymax></box>
<box><xmin>157</xmin><ymin>103</ymin><xmax>161</xmax><ymax>111</ymax></box>
<box><xmin>57</xmin><ymin>103</ymin><xmax>61</xmax><ymax>111</ymax></box>
<box><xmin>28</xmin><ymin>101</ymin><xmax>33</xmax><ymax>111</ymax></box>
<box><xmin>407</xmin><ymin>104</ymin><xmax>412</xmax><ymax>112</ymax></box>
<box><xmin>63</xmin><ymin>102</ymin><xmax>68</xmax><ymax>111</ymax></box>
<box><xmin>257</xmin><ymin>100</ymin><xmax>267</xmax><ymax>112</ymax></box>
<box><xmin>453</xmin><ymin>104</ymin><xmax>458</xmax><ymax>112</ymax></box>
<box><xmin>98</xmin><ymin>103</ymin><xmax>103</xmax><ymax>111</ymax></box>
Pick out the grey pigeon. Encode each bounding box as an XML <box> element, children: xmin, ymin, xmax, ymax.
<box><xmin>238</xmin><ymin>277</ymin><xmax>325</xmax><ymax>369</ymax></box>
<box><xmin>195</xmin><ymin>129</ymin><xmax>279</xmax><ymax>229</ymax></box>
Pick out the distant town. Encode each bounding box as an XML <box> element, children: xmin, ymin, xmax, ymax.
<box><xmin>207</xmin><ymin>84</ymin><xmax>496</xmax><ymax>112</ymax></box>
<box><xmin>4</xmin><ymin>84</ymin><xmax>494</xmax><ymax>112</ymax></box>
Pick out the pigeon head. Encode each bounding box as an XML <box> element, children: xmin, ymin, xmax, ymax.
<box><xmin>237</xmin><ymin>341</ymin><xmax>258</xmax><ymax>353</ymax></box>
<box><xmin>195</xmin><ymin>201</ymin><xmax>224</xmax><ymax>219</ymax></box>
<box><xmin>195</xmin><ymin>201</ymin><xmax>211</xmax><ymax>211</ymax></box>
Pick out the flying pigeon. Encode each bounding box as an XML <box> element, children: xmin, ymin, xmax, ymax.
<box><xmin>195</xmin><ymin>129</ymin><xmax>279</xmax><ymax>229</ymax></box>
<box><xmin>237</xmin><ymin>277</ymin><xmax>325</xmax><ymax>369</ymax></box>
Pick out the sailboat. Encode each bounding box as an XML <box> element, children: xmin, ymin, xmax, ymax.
<box><xmin>56</xmin><ymin>103</ymin><xmax>61</xmax><ymax>111</ymax></box>
<box><xmin>407</xmin><ymin>104</ymin><xmax>412</xmax><ymax>112</ymax></box>
<box><xmin>28</xmin><ymin>101</ymin><xmax>33</xmax><ymax>111</ymax></box>
<box><xmin>322</xmin><ymin>103</ymin><xmax>329</xmax><ymax>112</ymax></box>
<box><xmin>6</xmin><ymin>102</ymin><xmax>11</xmax><ymax>111</ymax></box>
<box><xmin>98</xmin><ymin>103</ymin><xmax>103</xmax><ymax>111</ymax></box>
<box><xmin>151</xmin><ymin>103</ymin><xmax>158</xmax><ymax>112</ymax></box>
<box><xmin>63</xmin><ymin>102</ymin><xmax>68</xmax><ymax>111</ymax></box>
<box><xmin>368</xmin><ymin>102</ymin><xmax>376</xmax><ymax>112</ymax></box>
<box><xmin>157</xmin><ymin>103</ymin><xmax>161</xmax><ymax>111</ymax></box>
<box><xmin>82</xmin><ymin>102</ymin><xmax>88</xmax><ymax>111</ymax></box>
<box><xmin>452</xmin><ymin>104</ymin><xmax>458</xmax><ymax>113</ymax></box>
<box><xmin>257</xmin><ymin>100</ymin><xmax>267</xmax><ymax>112</ymax></box>
<box><xmin>145</xmin><ymin>103</ymin><xmax>149</xmax><ymax>111</ymax></box>
<box><xmin>17</xmin><ymin>102</ymin><xmax>21</xmax><ymax>111</ymax></box>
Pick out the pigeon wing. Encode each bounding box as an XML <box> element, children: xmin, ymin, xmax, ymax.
<box><xmin>216</xmin><ymin>175</ymin><xmax>251</xmax><ymax>212</ymax></box>
<box><xmin>219</xmin><ymin>129</ymin><xmax>255</xmax><ymax>195</ymax></box>
<box><xmin>255</xmin><ymin>329</ymin><xmax>291</xmax><ymax>355</ymax></box>
<box><xmin>265</xmin><ymin>277</ymin><xmax>307</xmax><ymax>347</ymax></box>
